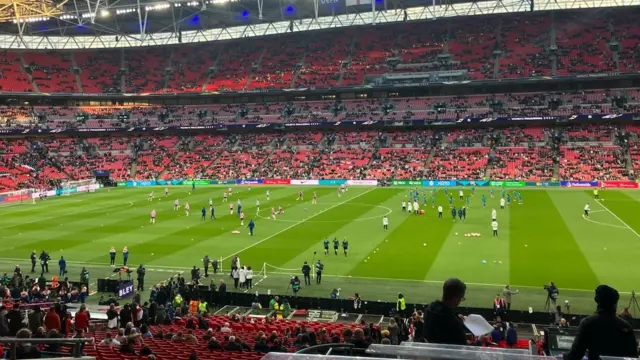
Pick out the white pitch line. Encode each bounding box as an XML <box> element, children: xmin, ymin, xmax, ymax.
<box><xmin>594</xmin><ymin>200</ymin><xmax>640</xmax><ymax>238</ymax></box>
<box><xmin>221</xmin><ymin>188</ymin><xmax>376</xmax><ymax>262</ymax></box>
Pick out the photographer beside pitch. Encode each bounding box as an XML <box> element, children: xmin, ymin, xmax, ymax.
<box><xmin>544</xmin><ymin>281</ymin><xmax>559</xmax><ymax>310</ymax></box>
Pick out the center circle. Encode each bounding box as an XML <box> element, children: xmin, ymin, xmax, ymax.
<box><xmin>256</xmin><ymin>202</ymin><xmax>392</xmax><ymax>223</ymax></box>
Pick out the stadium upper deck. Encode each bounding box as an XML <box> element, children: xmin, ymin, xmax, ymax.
<box><xmin>1</xmin><ymin>7</ymin><xmax>639</xmax><ymax>94</ymax></box>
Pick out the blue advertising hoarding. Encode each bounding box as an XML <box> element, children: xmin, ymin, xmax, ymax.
<box><xmin>236</xmin><ymin>179</ymin><xmax>264</xmax><ymax>185</ymax></box>
<box><xmin>319</xmin><ymin>179</ymin><xmax>346</xmax><ymax>185</ymax></box>
<box><xmin>457</xmin><ymin>180</ymin><xmax>489</xmax><ymax>187</ymax></box>
<box><xmin>422</xmin><ymin>180</ymin><xmax>458</xmax><ymax>187</ymax></box>
<box><xmin>560</xmin><ymin>181</ymin><xmax>599</xmax><ymax>188</ymax></box>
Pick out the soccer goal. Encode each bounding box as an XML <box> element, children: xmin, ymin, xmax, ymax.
<box><xmin>61</xmin><ymin>179</ymin><xmax>98</xmax><ymax>196</ymax></box>
<box><xmin>0</xmin><ymin>188</ymin><xmax>35</xmax><ymax>206</ymax></box>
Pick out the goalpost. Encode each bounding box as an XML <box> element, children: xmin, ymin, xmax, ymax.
<box><xmin>0</xmin><ymin>188</ymin><xmax>35</xmax><ymax>206</ymax></box>
<box><xmin>61</xmin><ymin>179</ymin><xmax>98</xmax><ymax>196</ymax></box>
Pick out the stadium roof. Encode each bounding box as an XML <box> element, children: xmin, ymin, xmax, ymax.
<box><xmin>0</xmin><ymin>0</ymin><xmax>635</xmax><ymax>49</ymax></box>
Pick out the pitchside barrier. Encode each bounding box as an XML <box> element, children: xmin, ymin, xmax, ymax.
<box><xmin>111</xmin><ymin>178</ymin><xmax>640</xmax><ymax>188</ymax></box>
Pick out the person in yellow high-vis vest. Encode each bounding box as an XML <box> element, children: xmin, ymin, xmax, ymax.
<box><xmin>397</xmin><ymin>293</ymin><xmax>407</xmax><ymax>318</ymax></box>
<box><xmin>199</xmin><ymin>301</ymin><xmax>208</xmax><ymax>314</ymax></box>
<box><xmin>276</xmin><ymin>303</ymin><xmax>284</xmax><ymax>319</ymax></box>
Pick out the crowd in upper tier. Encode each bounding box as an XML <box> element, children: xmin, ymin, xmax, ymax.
<box><xmin>0</xmin><ymin>121</ymin><xmax>636</xmax><ymax>191</ymax></box>
<box><xmin>1</xmin><ymin>8</ymin><xmax>640</xmax><ymax>94</ymax></box>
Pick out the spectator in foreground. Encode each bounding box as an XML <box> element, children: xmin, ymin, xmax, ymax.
<box><xmin>255</xmin><ymin>336</ymin><xmax>270</xmax><ymax>353</ymax></box>
<box><xmin>424</xmin><ymin>278</ymin><xmax>468</xmax><ymax>345</ymax></box>
<box><xmin>564</xmin><ymin>285</ymin><xmax>638</xmax><ymax>360</ymax></box>
<box><xmin>15</xmin><ymin>328</ymin><xmax>41</xmax><ymax>359</ymax></box>
<box><xmin>506</xmin><ymin>323</ymin><xmax>517</xmax><ymax>347</ymax></box>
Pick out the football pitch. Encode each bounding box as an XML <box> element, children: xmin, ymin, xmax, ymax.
<box><xmin>2</xmin><ymin>185</ymin><xmax>640</xmax><ymax>314</ymax></box>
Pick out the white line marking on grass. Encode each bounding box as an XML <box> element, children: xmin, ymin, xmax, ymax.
<box><xmin>221</xmin><ymin>188</ymin><xmax>376</xmax><ymax>262</ymax></box>
<box><xmin>582</xmin><ymin>215</ymin><xmax>628</xmax><ymax>229</ymax></box>
<box><xmin>255</xmin><ymin>202</ymin><xmax>392</xmax><ymax>223</ymax></box>
<box><xmin>594</xmin><ymin>200</ymin><xmax>640</xmax><ymax>238</ymax></box>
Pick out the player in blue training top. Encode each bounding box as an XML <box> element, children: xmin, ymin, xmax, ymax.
<box><xmin>466</xmin><ymin>195</ymin><xmax>471</xmax><ymax>207</ymax></box>
<box><xmin>323</xmin><ymin>238</ymin><xmax>330</xmax><ymax>255</ymax></box>
<box><xmin>481</xmin><ymin>194</ymin><xmax>487</xmax><ymax>208</ymax></box>
<box><xmin>448</xmin><ymin>195</ymin><xmax>453</xmax><ymax>207</ymax></box>
<box><xmin>471</xmin><ymin>185</ymin><xmax>476</xmax><ymax>196</ymax></box>
<box><xmin>451</xmin><ymin>206</ymin><xmax>457</xmax><ymax>221</ymax></box>
<box><xmin>444</xmin><ymin>187</ymin><xmax>449</xmax><ymax>196</ymax></box>
<box><xmin>506</xmin><ymin>193</ymin><xmax>511</xmax><ymax>207</ymax></box>
<box><xmin>462</xmin><ymin>206</ymin><xmax>467</xmax><ymax>220</ymax></box>
<box><xmin>490</xmin><ymin>188</ymin><xmax>494</xmax><ymax>198</ymax></box>
<box><xmin>458</xmin><ymin>207</ymin><xmax>464</xmax><ymax>221</ymax></box>
<box><xmin>431</xmin><ymin>195</ymin><xmax>436</xmax><ymax>208</ymax></box>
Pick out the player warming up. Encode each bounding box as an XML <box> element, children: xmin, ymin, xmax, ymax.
<box><xmin>240</xmin><ymin>211</ymin><xmax>245</xmax><ymax>226</ymax></box>
<box><xmin>492</xmin><ymin>220</ymin><xmax>499</xmax><ymax>236</ymax></box>
<box><xmin>332</xmin><ymin>238</ymin><xmax>339</xmax><ymax>255</ymax></box>
<box><xmin>297</xmin><ymin>190</ymin><xmax>304</xmax><ymax>201</ymax></box>
<box><xmin>150</xmin><ymin>209</ymin><xmax>156</xmax><ymax>224</ymax></box>
<box><xmin>266</xmin><ymin>190</ymin><xmax>271</xmax><ymax>201</ymax></box>
<box><xmin>312</xmin><ymin>191</ymin><xmax>317</xmax><ymax>204</ymax></box>
<box><xmin>323</xmin><ymin>238</ymin><xmax>330</xmax><ymax>255</ymax></box>
<box><xmin>500</xmin><ymin>197</ymin><xmax>506</xmax><ymax>210</ymax></box>
<box><xmin>174</xmin><ymin>199</ymin><xmax>180</xmax><ymax>211</ymax></box>
<box><xmin>584</xmin><ymin>203</ymin><xmax>590</xmax><ymax>218</ymax></box>
<box><xmin>223</xmin><ymin>192</ymin><xmax>228</xmax><ymax>203</ymax></box>
<box><xmin>184</xmin><ymin>202</ymin><xmax>190</xmax><ymax>216</ymax></box>
<box><xmin>229</xmin><ymin>202</ymin><xmax>234</xmax><ymax>215</ymax></box>
<box><xmin>438</xmin><ymin>205</ymin><xmax>443</xmax><ymax>219</ymax></box>
<box><xmin>256</xmin><ymin>199</ymin><xmax>260</xmax><ymax>214</ymax></box>
<box><xmin>337</xmin><ymin>187</ymin><xmax>342</xmax><ymax>198</ymax></box>
<box><xmin>342</xmin><ymin>238</ymin><xmax>348</xmax><ymax>256</ymax></box>
<box><xmin>165</xmin><ymin>187</ymin><xmax>169</xmax><ymax>197</ymax></box>
<box><xmin>383</xmin><ymin>215</ymin><xmax>389</xmax><ymax>230</ymax></box>
<box><xmin>271</xmin><ymin>207</ymin><xmax>277</xmax><ymax>220</ymax></box>
<box><xmin>277</xmin><ymin>205</ymin><xmax>284</xmax><ymax>214</ymax></box>
<box><xmin>148</xmin><ymin>192</ymin><xmax>154</xmax><ymax>201</ymax></box>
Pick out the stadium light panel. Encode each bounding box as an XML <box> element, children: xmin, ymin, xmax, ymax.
<box><xmin>101</xmin><ymin>10</ymin><xmax>110</xmax><ymax>17</ymax></box>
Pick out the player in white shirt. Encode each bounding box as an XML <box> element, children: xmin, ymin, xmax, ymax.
<box><xmin>337</xmin><ymin>187</ymin><xmax>342</xmax><ymax>198</ymax></box>
<box><xmin>500</xmin><ymin>198</ymin><xmax>506</xmax><ymax>209</ymax></box>
<box><xmin>312</xmin><ymin>191</ymin><xmax>317</xmax><ymax>204</ymax></box>
<box><xmin>438</xmin><ymin>205</ymin><xmax>443</xmax><ymax>219</ymax></box>
<box><xmin>340</xmin><ymin>184</ymin><xmax>346</xmax><ymax>193</ymax></box>
<box><xmin>402</xmin><ymin>201</ymin><xmax>407</xmax><ymax>212</ymax></box>
<box><xmin>223</xmin><ymin>192</ymin><xmax>228</xmax><ymax>203</ymax></box>
<box><xmin>413</xmin><ymin>200</ymin><xmax>419</xmax><ymax>214</ymax></box>
<box><xmin>256</xmin><ymin>199</ymin><xmax>260</xmax><ymax>213</ymax></box>
<box><xmin>491</xmin><ymin>209</ymin><xmax>497</xmax><ymax>221</ymax></box>
<box><xmin>209</xmin><ymin>198</ymin><xmax>213</xmax><ymax>207</ymax></box>
<box><xmin>240</xmin><ymin>211</ymin><xmax>245</xmax><ymax>226</ymax></box>
<box><xmin>164</xmin><ymin>187</ymin><xmax>169</xmax><ymax>197</ymax></box>
<box><xmin>266</xmin><ymin>190</ymin><xmax>271</xmax><ymax>201</ymax></box>
<box><xmin>174</xmin><ymin>199</ymin><xmax>179</xmax><ymax>210</ymax></box>
<box><xmin>185</xmin><ymin>202</ymin><xmax>190</xmax><ymax>216</ymax></box>
<box><xmin>382</xmin><ymin>216</ymin><xmax>389</xmax><ymax>230</ymax></box>
<box><xmin>407</xmin><ymin>202</ymin><xmax>413</xmax><ymax>214</ymax></box>
<box><xmin>229</xmin><ymin>202</ymin><xmax>234</xmax><ymax>215</ymax></box>
<box><xmin>148</xmin><ymin>192</ymin><xmax>154</xmax><ymax>201</ymax></box>
<box><xmin>584</xmin><ymin>203</ymin><xmax>590</xmax><ymax>218</ymax></box>
<box><xmin>228</xmin><ymin>187</ymin><xmax>233</xmax><ymax>195</ymax></box>
<box><xmin>492</xmin><ymin>220</ymin><xmax>499</xmax><ymax>236</ymax></box>
<box><xmin>271</xmin><ymin>207</ymin><xmax>276</xmax><ymax>220</ymax></box>
<box><xmin>459</xmin><ymin>189</ymin><xmax>464</xmax><ymax>200</ymax></box>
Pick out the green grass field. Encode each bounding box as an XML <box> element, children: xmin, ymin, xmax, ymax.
<box><xmin>2</xmin><ymin>185</ymin><xmax>640</xmax><ymax>315</ymax></box>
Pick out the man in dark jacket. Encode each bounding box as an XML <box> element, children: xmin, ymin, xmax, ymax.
<box><xmin>224</xmin><ymin>336</ymin><xmax>243</xmax><ymax>351</ymax></box>
<box><xmin>564</xmin><ymin>285</ymin><xmax>638</xmax><ymax>360</ymax></box>
<box><xmin>424</xmin><ymin>278</ymin><xmax>468</xmax><ymax>345</ymax></box>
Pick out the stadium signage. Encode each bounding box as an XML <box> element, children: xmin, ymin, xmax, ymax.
<box><xmin>119</xmin><ymin>281</ymin><xmax>134</xmax><ymax>299</ymax></box>
<box><xmin>236</xmin><ymin>179</ymin><xmax>264</xmax><ymax>185</ymax></box>
<box><xmin>320</xmin><ymin>0</ymin><xmax>340</xmax><ymax>3</ymax></box>
<box><xmin>291</xmin><ymin>179</ymin><xmax>319</xmax><ymax>185</ymax></box>
<box><xmin>489</xmin><ymin>181</ymin><xmax>525</xmax><ymax>187</ymax></box>
<box><xmin>319</xmin><ymin>180</ymin><xmax>346</xmax><ymax>185</ymax></box>
<box><xmin>422</xmin><ymin>180</ymin><xmax>457</xmax><ymax>187</ymax></box>
<box><xmin>347</xmin><ymin>180</ymin><xmax>378</xmax><ymax>186</ymax></box>
<box><xmin>392</xmin><ymin>180</ymin><xmax>422</xmax><ymax>186</ymax></box>
<box><xmin>602</xmin><ymin>181</ymin><xmax>639</xmax><ymax>189</ymax></box>
<box><xmin>457</xmin><ymin>180</ymin><xmax>489</xmax><ymax>186</ymax></box>
<box><xmin>560</xmin><ymin>181</ymin><xmax>599</xmax><ymax>188</ymax></box>
<box><xmin>525</xmin><ymin>181</ymin><xmax>560</xmax><ymax>187</ymax></box>
<box><xmin>263</xmin><ymin>179</ymin><xmax>291</xmax><ymax>185</ymax></box>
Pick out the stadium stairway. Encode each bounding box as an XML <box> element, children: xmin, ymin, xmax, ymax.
<box><xmin>244</xmin><ymin>47</ymin><xmax>268</xmax><ymax>90</ymax></box>
<box><xmin>485</xmin><ymin>147</ymin><xmax>496</xmax><ymax>179</ymax></box>
<box><xmin>336</xmin><ymin>37</ymin><xmax>357</xmax><ymax>87</ymax></box>
<box><xmin>71</xmin><ymin>52</ymin><xmax>84</xmax><ymax>93</ymax></box>
<box><xmin>161</xmin><ymin>48</ymin><xmax>176</xmax><ymax>93</ymax></box>
<box><xmin>200</xmin><ymin>47</ymin><xmax>224</xmax><ymax>93</ymax></box>
<box><xmin>19</xmin><ymin>54</ymin><xmax>39</xmax><ymax>92</ymax></box>
<box><xmin>130</xmin><ymin>160</ymin><xmax>137</xmax><ymax>179</ymax></box>
<box><xmin>424</xmin><ymin>148</ymin><xmax>436</xmax><ymax>170</ymax></box>
<box><xmin>119</xmin><ymin>49</ymin><xmax>126</xmax><ymax>92</ymax></box>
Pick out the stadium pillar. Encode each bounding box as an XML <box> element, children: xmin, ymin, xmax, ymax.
<box><xmin>258</xmin><ymin>0</ymin><xmax>263</xmax><ymax>20</ymax></box>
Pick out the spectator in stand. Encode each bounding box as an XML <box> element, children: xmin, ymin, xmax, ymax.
<box><xmin>74</xmin><ymin>305</ymin><xmax>90</xmax><ymax>332</ymax></box>
<box><xmin>619</xmin><ymin>307</ymin><xmax>634</xmax><ymax>325</ymax></box>
<box><xmin>254</xmin><ymin>336</ymin><xmax>270</xmax><ymax>353</ymax></box>
<box><xmin>506</xmin><ymin>323</ymin><xmax>518</xmax><ymax>347</ymax></box>
<box><xmin>220</xmin><ymin>322</ymin><xmax>232</xmax><ymax>333</ymax></box>
<box><xmin>224</xmin><ymin>336</ymin><xmax>243</xmax><ymax>351</ymax></box>
<box><xmin>99</xmin><ymin>332</ymin><xmax>121</xmax><ymax>348</ymax></box>
<box><xmin>106</xmin><ymin>304</ymin><xmax>119</xmax><ymax>329</ymax></box>
<box><xmin>564</xmin><ymin>285</ymin><xmax>638</xmax><ymax>360</ymax></box>
<box><xmin>387</xmin><ymin>318</ymin><xmax>399</xmax><ymax>345</ymax></box>
<box><xmin>207</xmin><ymin>337</ymin><xmax>223</xmax><ymax>350</ymax></box>
<box><xmin>424</xmin><ymin>278</ymin><xmax>468</xmax><ymax>345</ymax></box>
<box><xmin>171</xmin><ymin>331</ymin><xmax>185</xmax><ymax>343</ymax></box>
<box><xmin>269</xmin><ymin>339</ymin><xmax>286</xmax><ymax>353</ymax></box>
<box><xmin>14</xmin><ymin>328</ymin><xmax>41</xmax><ymax>359</ymax></box>
<box><xmin>43</xmin><ymin>329</ymin><xmax>63</xmax><ymax>353</ymax></box>
<box><xmin>490</xmin><ymin>325</ymin><xmax>503</xmax><ymax>343</ymax></box>
<box><xmin>0</xmin><ymin>306</ymin><xmax>8</xmax><ymax>336</ymax></box>
<box><xmin>350</xmin><ymin>328</ymin><xmax>370</xmax><ymax>349</ymax></box>
<box><xmin>120</xmin><ymin>338</ymin><xmax>137</xmax><ymax>354</ymax></box>
<box><xmin>28</xmin><ymin>306</ymin><xmax>42</xmax><ymax>333</ymax></box>
<box><xmin>184</xmin><ymin>329</ymin><xmax>199</xmax><ymax>344</ymax></box>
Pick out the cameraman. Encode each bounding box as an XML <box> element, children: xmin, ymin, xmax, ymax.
<box><xmin>80</xmin><ymin>267</ymin><xmax>89</xmax><ymax>286</ymax></box>
<box><xmin>191</xmin><ymin>266</ymin><xmax>201</xmax><ymax>284</ymax></box>
<box><xmin>545</xmin><ymin>281</ymin><xmax>559</xmax><ymax>309</ymax></box>
<box><xmin>290</xmin><ymin>276</ymin><xmax>301</xmax><ymax>295</ymax></box>
<box><xmin>39</xmin><ymin>250</ymin><xmax>50</xmax><ymax>273</ymax></box>
<box><xmin>137</xmin><ymin>264</ymin><xmax>146</xmax><ymax>291</ymax></box>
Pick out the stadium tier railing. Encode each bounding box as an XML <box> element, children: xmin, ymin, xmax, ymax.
<box><xmin>0</xmin><ymin>337</ymin><xmax>94</xmax><ymax>360</ymax></box>
<box><xmin>365</xmin><ymin>343</ymin><xmax>554</xmax><ymax>360</ymax></box>
<box><xmin>397</xmin><ymin>342</ymin><xmax>529</xmax><ymax>354</ymax></box>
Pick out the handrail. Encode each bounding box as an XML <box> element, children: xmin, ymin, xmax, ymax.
<box><xmin>0</xmin><ymin>337</ymin><xmax>94</xmax><ymax>360</ymax></box>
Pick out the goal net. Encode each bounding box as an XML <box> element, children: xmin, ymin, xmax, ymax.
<box><xmin>61</xmin><ymin>179</ymin><xmax>97</xmax><ymax>196</ymax></box>
<box><xmin>0</xmin><ymin>188</ymin><xmax>35</xmax><ymax>206</ymax></box>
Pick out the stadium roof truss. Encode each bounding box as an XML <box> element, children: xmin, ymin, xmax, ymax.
<box><xmin>0</xmin><ymin>0</ymin><xmax>637</xmax><ymax>50</ymax></box>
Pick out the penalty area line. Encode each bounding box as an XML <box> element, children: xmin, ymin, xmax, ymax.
<box><xmin>594</xmin><ymin>200</ymin><xmax>640</xmax><ymax>238</ymax></box>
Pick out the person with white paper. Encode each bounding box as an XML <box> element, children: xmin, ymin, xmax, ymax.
<box><xmin>424</xmin><ymin>278</ymin><xmax>468</xmax><ymax>345</ymax></box>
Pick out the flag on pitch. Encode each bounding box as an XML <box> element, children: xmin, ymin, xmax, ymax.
<box><xmin>346</xmin><ymin>0</ymin><xmax>372</xmax><ymax>6</ymax></box>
